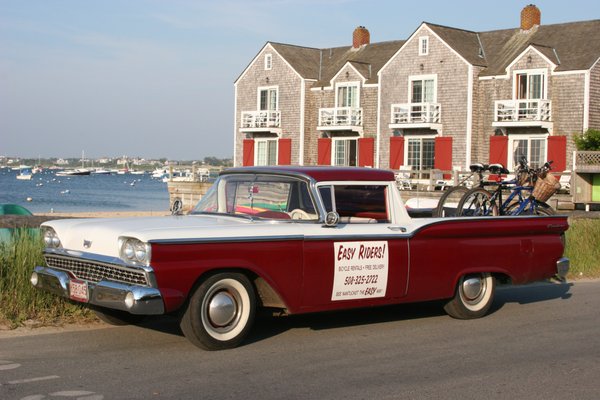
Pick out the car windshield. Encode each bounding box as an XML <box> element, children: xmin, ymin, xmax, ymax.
<box><xmin>190</xmin><ymin>174</ymin><xmax>319</xmax><ymax>221</ymax></box>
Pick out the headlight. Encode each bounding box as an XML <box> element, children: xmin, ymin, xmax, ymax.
<box><xmin>119</xmin><ymin>237</ymin><xmax>151</xmax><ymax>265</ymax></box>
<box><xmin>42</xmin><ymin>227</ymin><xmax>62</xmax><ymax>248</ymax></box>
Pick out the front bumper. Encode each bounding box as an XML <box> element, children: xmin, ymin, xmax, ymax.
<box><xmin>32</xmin><ymin>266</ymin><xmax>164</xmax><ymax>315</ymax></box>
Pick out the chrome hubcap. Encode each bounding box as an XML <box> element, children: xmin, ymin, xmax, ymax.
<box><xmin>462</xmin><ymin>277</ymin><xmax>483</xmax><ymax>301</ymax></box>
<box><xmin>208</xmin><ymin>291</ymin><xmax>237</xmax><ymax>327</ymax></box>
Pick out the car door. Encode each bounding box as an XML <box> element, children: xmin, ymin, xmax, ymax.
<box><xmin>300</xmin><ymin>183</ymin><xmax>409</xmax><ymax>311</ymax></box>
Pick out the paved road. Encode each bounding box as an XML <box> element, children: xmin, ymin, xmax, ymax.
<box><xmin>1</xmin><ymin>281</ymin><xmax>599</xmax><ymax>400</ymax></box>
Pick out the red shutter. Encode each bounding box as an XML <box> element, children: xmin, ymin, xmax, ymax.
<box><xmin>489</xmin><ymin>135</ymin><xmax>508</xmax><ymax>166</ymax></box>
<box><xmin>318</xmin><ymin>138</ymin><xmax>332</xmax><ymax>165</ymax></box>
<box><xmin>358</xmin><ymin>137</ymin><xmax>375</xmax><ymax>167</ymax></box>
<box><xmin>389</xmin><ymin>137</ymin><xmax>405</xmax><ymax>169</ymax></box>
<box><xmin>547</xmin><ymin>135</ymin><xmax>567</xmax><ymax>172</ymax></box>
<box><xmin>242</xmin><ymin>139</ymin><xmax>254</xmax><ymax>166</ymax></box>
<box><xmin>434</xmin><ymin>137</ymin><xmax>452</xmax><ymax>179</ymax></box>
<box><xmin>278</xmin><ymin>138</ymin><xmax>292</xmax><ymax>165</ymax></box>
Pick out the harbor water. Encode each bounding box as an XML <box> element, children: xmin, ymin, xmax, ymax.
<box><xmin>0</xmin><ymin>168</ymin><xmax>170</xmax><ymax>214</ymax></box>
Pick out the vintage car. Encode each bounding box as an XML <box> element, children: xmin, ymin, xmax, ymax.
<box><xmin>31</xmin><ymin>167</ymin><xmax>570</xmax><ymax>350</ymax></box>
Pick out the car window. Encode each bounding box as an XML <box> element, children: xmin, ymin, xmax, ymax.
<box><xmin>192</xmin><ymin>174</ymin><xmax>318</xmax><ymax>220</ymax></box>
<box><xmin>321</xmin><ymin>184</ymin><xmax>389</xmax><ymax>223</ymax></box>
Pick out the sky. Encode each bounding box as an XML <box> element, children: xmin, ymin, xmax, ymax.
<box><xmin>2</xmin><ymin>0</ymin><xmax>599</xmax><ymax>160</ymax></box>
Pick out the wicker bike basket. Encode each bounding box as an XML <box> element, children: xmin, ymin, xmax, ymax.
<box><xmin>532</xmin><ymin>173</ymin><xmax>561</xmax><ymax>202</ymax></box>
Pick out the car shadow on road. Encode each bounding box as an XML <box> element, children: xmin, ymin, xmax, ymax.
<box><xmin>129</xmin><ymin>281</ymin><xmax>574</xmax><ymax>347</ymax></box>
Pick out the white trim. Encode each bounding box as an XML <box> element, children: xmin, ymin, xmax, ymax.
<box><xmin>254</xmin><ymin>138</ymin><xmax>279</xmax><ymax>166</ymax></box>
<box><xmin>330</xmin><ymin>63</ymin><xmax>368</xmax><ymax>86</ymax></box>
<box><xmin>480</xmin><ymin>69</ymin><xmax>588</xmax><ymax>81</ymax></box>
<box><xmin>299</xmin><ymin>80</ymin><xmax>306</xmax><ymax>165</ymax></box>
<box><xmin>506</xmin><ymin>133</ymin><xmax>549</xmax><ymax>171</ymax></box>
<box><xmin>264</xmin><ymin>53</ymin><xmax>272</xmax><ymax>70</ymax></box>
<box><xmin>234</xmin><ymin>84</ymin><xmax>238</xmax><ymax>167</ymax></box>
<box><xmin>466</xmin><ymin>64</ymin><xmax>473</xmax><ymax>168</ymax></box>
<box><xmin>363</xmin><ymin>83</ymin><xmax>379</xmax><ymax>88</ymax></box>
<box><xmin>584</xmin><ymin>70</ymin><xmax>590</xmax><ymax>131</ymax></box>
<box><xmin>419</xmin><ymin>36</ymin><xmax>429</xmax><ymax>56</ymax></box>
<box><xmin>331</xmin><ymin>137</ymin><xmax>358</xmax><ymax>167</ymax></box>
<box><xmin>408</xmin><ymin>74</ymin><xmax>438</xmax><ymax>102</ymax></box>
<box><xmin>334</xmin><ymin>81</ymin><xmax>361</xmax><ymax>108</ymax></box>
<box><xmin>235</xmin><ymin>43</ymin><xmax>304</xmax><ymax>85</ymax></box>
<box><xmin>505</xmin><ymin>46</ymin><xmax>557</xmax><ymax>76</ymax></box>
<box><xmin>376</xmin><ymin>73</ymin><xmax>382</xmax><ymax>168</ymax></box>
<box><xmin>257</xmin><ymin>86</ymin><xmax>279</xmax><ymax>110</ymax></box>
<box><xmin>511</xmin><ymin>68</ymin><xmax>548</xmax><ymax>100</ymax></box>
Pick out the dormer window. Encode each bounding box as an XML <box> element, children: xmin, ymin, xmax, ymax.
<box><xmin>419</xmin><ymin>36</ymin><xmax>429</xmax><ymax>56</ymax></box>
<box><xmin>265</xmin><ymin>53</ymin><xmax>272</xmax><ymax>70</ymax></box>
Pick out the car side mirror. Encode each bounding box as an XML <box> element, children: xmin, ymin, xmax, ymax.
<box><xmin>324</xmin><ymin>211</ymin><xmax>339</xmax><ymax>227</ymax></box>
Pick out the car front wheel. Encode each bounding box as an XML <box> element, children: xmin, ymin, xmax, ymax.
<box><xmin>180</xmin><ymin>272</ymin><xmax>256</xmax><ymax>350</ymax></box>
<box><xmin>444</xmin><ymin>273</ymin><xmax>495</xmax><ymax>319</ymax></box>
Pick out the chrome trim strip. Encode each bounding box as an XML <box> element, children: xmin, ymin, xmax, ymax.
<box><xmin>44</xmin><ymin>247</ymin><xmax>155</xmax><ymax>274</ymax></box>
<box><xmin>150</xmin><ymin>235</ymin><xmax>305</xmax><ymax>245</ymax></box>
<box><xmin>32</xmin><ymin>266</ymin><xmax>164</xmax><ymax>315</ymax></box>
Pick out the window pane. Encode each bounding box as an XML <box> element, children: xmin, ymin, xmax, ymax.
<box><xmin>517</xmin><ymin>74</ymin><xmax>527</xmax><ymax>99</ymax></box>
<box><xmin>407</xmin><ymin>138</ymin><xmax>420</xmax><ymax>169</ymax></box>
<box><xmin>422</xmin><ymin>138</ymin><xmax>435</xmax><ymax>170</ymax></box>
<box><xmin>529</xmin><ymin>138</ymin><xmax>546</xmax><ymax>168</ymax></box>
<box><xmin>269</xmin><ymin>89</ymin><xmax>277</xmax><ymax>110</ymax></box>
<box><xmin>267</xmin><ymin>140</ymin><xmax>277</xmax><ymax>165</ymax></box>
<box><xmin>348</xmin><ymin>140</ymin><xmax>357</xmax><ymax>167</ymax></box>
<box><xmin>423</xmin><ymin>80</ymin><xmax>434</xmax><ymax>103</ymax></box>
<box><xmin>256</xmin><ymin>141</ymin><xmax>267</xmax><ymax>166</ymax></box>
<box><xmin>529</xmin><ymin>75</ymin><xmax>543</xmax><ymax>99</ymax></box>
<box><xmin>411</xmin><ymin>81</ymin><xmax>423</xmax><ymax>103</ymax></box>
<box><xmin>512</xmin><ymin>139</ymin><xmax>528</xmax><ymax>167</ymax></box>
<box><xmin>260</xmin><ymin>90</ymin><xmax>268</xmax><ymax>110</ymax></box>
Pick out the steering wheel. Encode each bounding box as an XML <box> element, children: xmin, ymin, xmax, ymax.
<box><xmin>290</xmin><ymin>209</ymin><xmax>311</xmax><ymax>220</ymax></box>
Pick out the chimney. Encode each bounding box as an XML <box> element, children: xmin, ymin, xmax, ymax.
<box><xmin>521</xmin><ymin>4</ymin><xmax>541</xmax><ymax>31</ymax></box>
<box><xmin>353</xmin><ymin>26</ymin><xmax>370</xmax><ymax>48</ymax></box>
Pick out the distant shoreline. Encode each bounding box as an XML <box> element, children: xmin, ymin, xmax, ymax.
<box><xmin>0</xmin><ymin>211</ymin><xmax>171</xmax><ymax>229</ymax></box>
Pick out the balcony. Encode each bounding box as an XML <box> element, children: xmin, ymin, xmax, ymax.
<box><xmin>240</xmin><ymin>110</ymin><xmax>281</xmax><ymax>133</ymax></box>
<box><xmin>317</xmin><ymin>107</ymin><xmax>363</xmax><ymax>133</ymax></box>
<box><xmin>389</xmin><ymin>103</ymin><xmax>442</xmax><ymax>130</ymax></box>
<box><xmin>493</xmin><ymin>99</ymin><xmax>552</xmax><ymax>130</ymax></box>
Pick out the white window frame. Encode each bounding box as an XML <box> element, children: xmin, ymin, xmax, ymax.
<box><xmin>334</xmin><ymin>81</ymin><xmax>360</xmax><ymax>108</ymax></box>
<box><xmin>512</xmin><ymin>68</ymin><xmax>548</xmax><ymax>100</ymax></box>
<box><xmin>257</xmin><ymin>86</ymin><xmax>279</xmax><ymax>111</ymax></box>
<box><xmin>403</xmin><ymin>134</ymin><xmax>436</xmax><ymax>176</ymax></box>
<box><xmin>419</xmin><ymin>36</ymin><xmax>429</xmax><ymax>56</ymax></box>
<box><xmin>264</xmin><ymin>53</ymin><xmax>272</xmax><ymax>70</ymax></box>
<box><xmin>331</xmin><ymin>137</ymin><xmax>358</xmax><ymax>167</ymax></box>
<box><xmin>408</xmin><ymin>74</ymin><xmax>437</xmax><ymax>103</ymax></box>
<box><xmin>254</xmin><ymin>138</ymin><xmax>278</xmax><ymax>166</ymax></box>
<box><xmin>507</xmin><ymin>133</ymin><xmax>548</xmax><ymax>170</ymax></box>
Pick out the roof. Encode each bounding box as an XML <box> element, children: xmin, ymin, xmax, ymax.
<box><xmin>270</xmin><ymin>40</ymin><xmax>405</xmax><ymax>85</ymax></box>
<box><xmin>221</xmin><ymin>166</ymin><xmax>395</xmax><ymax>182</ymax></box>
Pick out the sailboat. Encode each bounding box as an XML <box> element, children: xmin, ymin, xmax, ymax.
<box><xmin>56</xmin><ymin>151</ymin><xmax>91</xmax><ymax>176</ymax></box>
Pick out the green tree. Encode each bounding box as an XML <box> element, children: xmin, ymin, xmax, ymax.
<box><xmin>574</xmin><ymin>129</ymin><xmax>600</xmax><ymax>151</ymax></box>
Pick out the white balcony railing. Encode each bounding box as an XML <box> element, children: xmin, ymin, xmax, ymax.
<box><xmin>494</xmin><ymin>99</ymin><xmax>552</xmax><ymax>123</ymax></box>
<box><xmin>240</xmin><ymin>110</ymin><xmax>281</xmax><ymax>129</ymax></box>
<box><xmin>390</xmin><ymin>103</ymin><xmax>441</xmax><ymax>125</ymax></box>
<box><xmin>318</xmin><ymin>107</ymin><xmax>363</xmax><ymax>127</ymax></box>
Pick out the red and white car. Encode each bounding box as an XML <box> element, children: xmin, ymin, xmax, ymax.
<box><xmin>32</xmin><ymin>166</ymin><xmax>569</xmax><ymax>350</ymax></box>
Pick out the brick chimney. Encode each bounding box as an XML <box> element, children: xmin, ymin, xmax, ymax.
<box><xmin>353</xmin><ymin>26</ymin><xmax>370</xmax><ymax>48</ymax></box>
<box><xmin>521</xmin><ymin>4</ymin><xmax>541</xmax><ymax>31</ymax></box>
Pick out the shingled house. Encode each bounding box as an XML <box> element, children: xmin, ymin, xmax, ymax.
<box><xmin>234</xmin><ymin>5</ymin><xmax>600</xmax><ymax>175</ymax></box>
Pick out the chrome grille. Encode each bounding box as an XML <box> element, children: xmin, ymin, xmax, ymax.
<box><xmin>44</xmin><ymin>254</ymin><xmax>149</xmax><ymax>286</ymax></box>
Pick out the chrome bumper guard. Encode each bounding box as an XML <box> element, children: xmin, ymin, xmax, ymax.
<box><xmin>555</xmin><ymin>257</ymin><xmax>570</xmax><ymax>282</ymax></box>
<box><xmin>32</xmin><ymin>266</ymin><xmax>164</xmax><ymax>315</ymax></box>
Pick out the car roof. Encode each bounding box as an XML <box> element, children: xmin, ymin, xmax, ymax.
<box><xmin>221</xmin><ymin>166</ymin><xmax>395</xmax><ymax>183</ymax></box>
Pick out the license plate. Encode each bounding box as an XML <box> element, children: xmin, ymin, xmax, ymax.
<box><xmin>69</xmin><ymin>279</ymin><xmax>89</xmax><ymax>303</ymax></box>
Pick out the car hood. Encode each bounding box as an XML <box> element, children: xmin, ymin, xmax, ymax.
<box><xmin>43</xmin><ymin>214</ymin><xmax>262</xmax><ymax>257</ymax></box>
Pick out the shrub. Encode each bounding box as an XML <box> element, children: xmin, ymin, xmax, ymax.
<box><xmin>573</xmin><ymin>129</ymin><xmax>600</xmax><ymax>151</ymax></box>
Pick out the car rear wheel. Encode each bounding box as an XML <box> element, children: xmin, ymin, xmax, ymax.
<box><xmin>180</xmin><ymin>272</ymin><xmax>256</xmax><ymax>350</ymax></box>
<box><xmin>444</xmin><ymin>273</ymin><xmax>495</xmax><ymax>319</ymax></box>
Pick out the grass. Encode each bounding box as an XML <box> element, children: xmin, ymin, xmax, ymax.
<box><xmin>0</xmin><ymin>219</ymin><xmax>599</xmax><ymax>328</ymax></box>
<box><xmin>564</xmin><ymin>218</ymin><xmax>600</xmax><ymax>278</ymax></box>
<box><xmin>0</xmin><ymin>229</ymin><xmax>93</xmax><ymax>328</ymax></box>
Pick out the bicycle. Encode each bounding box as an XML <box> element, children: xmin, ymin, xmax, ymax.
<box><xmin>456</xmin><ymin>159</ymin><xmax>557</xmax><ymax>217</ymax></box>
<box><xmin>433</xmin><ymin>162</ymin><xmax>509</xmax><ymax>217</ymax></box>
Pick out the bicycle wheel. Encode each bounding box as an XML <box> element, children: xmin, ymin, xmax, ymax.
<box><xmin>505</xmin><ymin>200</ymin><xmax>556</xmax><ymax>216</ymax></box>
<box><xmin>433</xmin><ymin>186</ymin><xmax>470</xmax><ymax>217</ymax></box>
<box><xmin>456</xmin><ymin>188</ymin><xmax>498</xmax><ymax>216</ymax></box>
